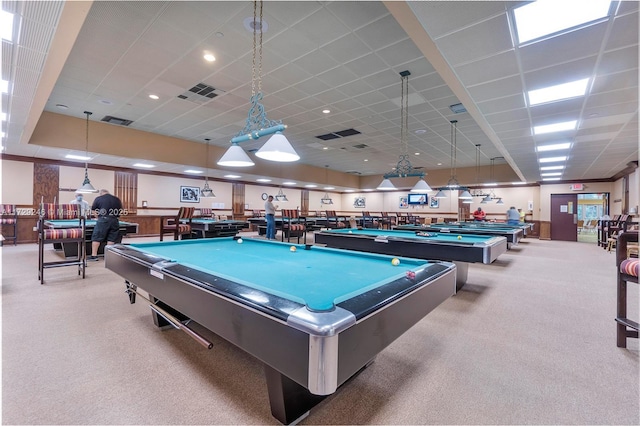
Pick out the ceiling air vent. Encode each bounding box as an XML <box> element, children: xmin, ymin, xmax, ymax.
<box><xmin>449</xmin><ymin>103</ymin><xmax>467</xmax><ymax>114</ymax></box>
<box><xmin>352</xmin><ymin>143</ymin><xmax>368</xmax><ymax>149</ymax></box>
<box><xmin>315</xmin><ymin>128</ymin><xmax>361</xmax><ymax>141</ymax></box>
<box><xmin>177</xmin><ymin>83</ymin><xmax>224</xmax><ymax>104</ymax></box>
<box><xmin>101</xmin><ymin>116</ymin><xmax>133</xmax><ymax>126</ymax></box>
<box><xmin>346</xmin><ymin>170</ymin><xmax>362</xmax><ymax>175</ymax></box>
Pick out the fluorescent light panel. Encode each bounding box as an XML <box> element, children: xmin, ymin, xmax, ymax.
<box><xmin>540</xmin><ymin>165</ymin><xmax>565</xmax><ymax>170</ymax></box>
<box><xmin>513</xmin><ymin>0</ymin><xmax>612</xmax><ymax>44</ymax></box>
<box><xmin>184</xmin><ymin>169</ymin><xmax>203</xmax><ymax>174</ymax></box>
<box><xmin>133</xmin><ymin>163</ymin><xmax>155</xmax><ymax>168</ymax></box>
<box><xmin>65</xmin><ymin>154</ymin><xmax>91</xmax><ymax>161</ymax></box>
<box><xmin>528</xmin><ymin>79</ymin><xmax>589</xmax><ymax>106</ymax></box>
<box><xmin>542</xmin><ymin>177</ymin><xmax>561</xmax><ymax>181</ymax></box>
<box><xmin>1</xmin><ymin>10</ymin><xmax>13</xmax><ymax>42</ymax></box>
<box><xmin>541</xmin><ymin>172</ymin><xmax>562</xmax><ymax>176</ymax></box>
<box><xmin>536</xmin><ymin>142</ymin><xmax>572</xmax><ymax>152</ymax></box>
<box><xmin>534</xmin><ymin>121</ymin><xmax>577</xmax><ymax>135</ymax></box>
<box><xmin>539</xmin><ymin>156</ymin><xmax>567</xmax><ymax>163</ymax></box>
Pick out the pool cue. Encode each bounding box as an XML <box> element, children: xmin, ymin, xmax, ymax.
<box><xmin>128</xmin><ymin>288</ymin><xmax>213</xmax><ymax>350</ymax></box>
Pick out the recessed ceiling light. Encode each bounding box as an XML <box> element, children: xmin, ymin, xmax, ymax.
<box><xmin>184</xmin><ymin>169</ymin><xmax>203</xmax><ymax>174</ymax></box>
<box><xmin>283</xmin><ymin>181</ymin><xmax>297</xmax><ymax>185</ymax></box>
<box><xmin>437</xmin><ymin>162</ymin><xmax>442</xmax><ymax>166</ymax></box>
<box><xmin>203</xmin><ymin>53</ymin><xmax>216</xmax><ymax>62</ymax></box>
<box><xmin>536</xmin><ymin>142</ymin><xmax>571</xmax><ymax>152</ymax></box>
<box><xmin>483</xmin><ymin>183</ymin><xmax>498</xmax><ymax>187</ymax></box>
<box><xmin>415</xmin><ymin>129</ymin><xmax>427</xmax><ymax>134</ymax></box>
<box><xmin>256</xmin><ymin>178</ymin><xmax>271</xmax><ymax>182</ymax></box>
<box><xmin>534</xmin><ymin>120</ymin><xmax>577</xmax><ymax>135</ymax></box>
<box><xmin>244</xmin><ymin>16</ymin><xmax>268</xmax><ymax>33</ymax></box>
<box><xmin>1</xmin><ymin>10</ymin><xmax>14</xmax><ymax>42</ymax></box>
<box><xmin>364</xmin><ymin>159</ymin><xmax>368</xmax><ymax>162</ymax></box>
<box><xmin>224</xmin><ymin>174</ymin><xmax>241</xmax><ymax>178</ymax></box>
<box><xmin>322</xmin><ymin>109</ymin><xmax>330</xmax><ymax>114</ymax></box>
<box><xmin>363</xmin><ymin>189</ymin><xmax>373</xmax><ymax>192</ymax></box>
<box><xmin>513</xmin><ymin>0</ymin><xmax>612</xmax><ymax>44</ymax></box>
<box><xmin>539</xmin><ymin>156</ymin><xmax>567</xmax><ymax>163</ymax></box>
<box><xmin>98</xmin><ymin>99</ymin><xmax>113</xmax><ymax>105</ymax></box>
<box><xmin>305</xmin><ymin>184</ymin><xmax>317</xmax><ymax>188</ymax></box>
<box><xmin>65</xmin><ymin>154</ymin><xmax>91</xmax><ymax>161</ymax></box>
<box><xmin>542</xmin><ymin>177</ymin><xmax>561</xmax><ymax>181</ymax></box>
<box><xmin>1</xmin><ymin>80</ymin><xmax>8</xmax><ymax>93</ymax></box>
<box><xmin>414</xmin><ymin>152</ymin><xmax>420</xmax><ymax>156</ymax></box>
<box><xmin>149</xmin><ymin>94</ymin><xmax>159</xmax><ymax>100</ymax></box>
<box><xmin>55</xmin><ymin>104</ymin><xmax>69</xmax><ymax>110</ymax></box>
<box><xmin>541</xmin><ymin>172</ymin><xmax>562</xmax><ymax>176</ymax></box>
<box><xmin>215</xmin><ymin>32</ymin><xmax>224</xmax><ymax>38</ymax></box>
<box><xmin>528</xmin><ymin>79</ymin><xmax>589</xmax><ymax>106</ymax></box>
<box><xmin>540</xmin><ymin>165</ymin><xmax>565</xmax><ymax>170</ymax></box>
<box><xmin>322</xmin><ymin>147</ymin><xmax>328</xmax><ymax>150</ymax></box>
<box><xmin>511</xmin><ymin>182</ymin><xmax>527</xmax><ymax>185</ymax></box>
<box><xmin>133</xmin><ymin>163</ymin><xmax>155</xmax><ymax>168</ymax></box>
<box><xmin>324</xmin><ymin>186</ymin><xmax>335</xmax><ymax>190</ymax></box>
<box><xmin>344</xmin><ymin>189</ymin><xmax>355</xmax><ymax>193</ymax></box>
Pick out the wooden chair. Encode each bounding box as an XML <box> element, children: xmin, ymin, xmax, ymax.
<box><xmin>281</xmin><ymin>209</ymin><xmax>306</xmax><ymax>243</ymax></box>
<box><xmin>1</xmin><ymin>204</ymin><xmax>18</xmax><ymax>245</ymax></box>
<box><xmin>615</xmin><ymin>231</ymin><xmax>639</xmax><ymax>348</ymax></box>
<box><xmin>362</xmin><ymin>211</ymin><xmax>379</xmax><ymax>229</ymax></box>
<box><xmin>326</xmin><ymin>210</ymin><xmax>346</xmax><ymax>229</ymax></box>
<box><xmin>198</xmin><ymin>208</ymin><xmax>214</xmax><ymax>219</ymax></box>
<box><xmin>38</xmin><ymin>203</ymin><xmax>85</xmax><ymax>284</ymax></box>
<box><xmin>160</xmin><ymin>207</ymin><xmax>195</xmax><ymax>241</ymax></box>
<box><xmin>380</xmin><ymin>212</ymin><xmax>394</xmax><ymax>229</ymax></box>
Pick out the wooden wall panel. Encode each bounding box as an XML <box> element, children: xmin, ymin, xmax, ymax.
<box><xmin>33</xmin><ymin>163</ymin><xmax>59</xmax><ymax>207</ymax></box>
<box><xmin>232</xmin><ymin>183</ymin><xmax>245</xmax><ymax>219</ymax></box>
<box><xmin>539</xmin><ymin>221</ymin><xmax>551</xmax><ymax>240</ymax></box>
<box><xmin>115</xmin><ymin>171</ymin><xmax>137</xmax><ymax>215</ymax></box>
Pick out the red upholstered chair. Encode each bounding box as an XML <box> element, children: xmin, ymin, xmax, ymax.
<box><xmin>160</xmin><ymin>207</ymin><xmax>195</xmax><ymax>241</ymax></box>
<box><xmin>1</xmin><ymin>204</ymin><xmax>18</xmax><ymax>245</ymax></box>
<box><xmin>326</xmin><ymin>210</ymin><xmax>346</xmax><ymax>229</ymax></box>
<box><xmin>616</xmin><ymin>231</ymin><xmax>639</xmax><ymax>348</ymax></box>
<box><xmin>37</xmin><ymin>203</ymin><xmax>85</xmax><ymax>284</ymax></box>
<box><xmin>281</xmin><ymin>209</ymin><xmax>306</xmax><ymax>243</ymax></box>
<box><xmin>198</xmin><ymin>208</ymin><xmax>214</xmax><ymax>219</ymax></box>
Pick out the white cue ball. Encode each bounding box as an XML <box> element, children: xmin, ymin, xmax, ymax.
<box><xmin>237</xmin><ymin>238</ymin><xmax>243</xmax><ymax>244</ymax></box>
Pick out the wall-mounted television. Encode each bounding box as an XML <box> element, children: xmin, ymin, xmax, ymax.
<box><xmin>407</xmin><ymin>193</ymin><xmax>428</xmax><ymax>205</ymax></box>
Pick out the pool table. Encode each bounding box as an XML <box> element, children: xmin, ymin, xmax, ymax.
<box><xmin>315</xmin><ymin>228</ymin><xmax>507</xmax><ymax>290</ymax></box>
<box><xmin>395</xmin><ymin>223</ymin><xmax>523</xmax><ymax>249</ymax></box>
<box><xmin>183</xmin><ymin>218</ymin><xmax>248</xmax><ymax>238</ymax></box>
<box><xmin>44</xmin><ymin>218</ymin><xmax>138</xmax><ymax>257</ymax></box>
<box><xmin>105</xmin><ymin>237</ymin><xmax>456</xmax><ymax>424</ymax></box>
<box><xmin>460</xmin><ymin>220</ymin><xmax>534</xmax><ymax>236</ymax></box>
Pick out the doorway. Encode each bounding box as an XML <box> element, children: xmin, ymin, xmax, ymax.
<box><xmin>551</xmin><ymin>194</ymin><xmax>578</xmax><ymax>241</ymax></box>
<box><xmin>577</xmin><ymin>193</ymin><xmax>608</xmax><ymax>243</ymax></box>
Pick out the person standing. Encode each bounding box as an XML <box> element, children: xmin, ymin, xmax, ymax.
<box><xmin>518</xmin><ymin>208</ymin><xmax>526</xmax><ymax>223</ymax></box>
<box><xmin>472</xmin><ymin>207</ymin><xmax>486</xmax><ymax>221</ymax></box>
<box><xmin>88</xmin><ymin>189</ymin><xmax>123</xmax><ymax>261</ymax></box>
<box><xmin>506</xmin><ymin>206</ymin><xmax>520</xmax><ymax>225</ymax></box>
<box><xmin>70</xmin><ymin>192</ymin><xmax>90</xmax><ymax>217</ymax></box>
<box><xmin>264</xmin><ymin>195</ymin><xmax>278</xmax><ymax>240</ymax></box>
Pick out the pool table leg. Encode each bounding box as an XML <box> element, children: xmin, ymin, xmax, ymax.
<box><xmin>452</xmin><ymin>261</ymin><xmax>468</xmax><ymax>292</ymax></box>
<box><xmin>264</xmin><ymin>364</ymin><xmax>325</xmax><ymax>425</ymax></box>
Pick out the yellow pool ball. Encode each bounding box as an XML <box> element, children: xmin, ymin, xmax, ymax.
<box><xmin>391</xmin><ymin>258</ymin><xmax>400</xmax><ymax>266</ymax></box>
<box><xmin>290</xmin><ymin>246</ymin><xmax>297</xmax><ymax>252</ymax></box>
<box><xmin>237</xmin><ymin>238</ymin><xmax>243</xmax><ymax>244</ymax></box>
<box><xmin>457</xmin><ymin>235</ymin><xmax>462</xmax><ymax>240</ymax></box>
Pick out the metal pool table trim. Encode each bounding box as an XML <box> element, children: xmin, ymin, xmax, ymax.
<box><xmin>105</xmin><ymin>242</ymin><xmax>455</xmax><ymax>424</ymax></box>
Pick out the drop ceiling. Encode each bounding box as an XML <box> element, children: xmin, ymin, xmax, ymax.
<box><xmin>2</xmin><ymin>1</ymin><xmax>638</xmax><ymax>188</ymax></box>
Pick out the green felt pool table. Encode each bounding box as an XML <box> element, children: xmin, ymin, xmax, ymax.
<box><xmin>105</xmin><ymin>237</ymin><xmax>456</xmax><ymax>424</ymax></box>
<box><xmin>314</xmin><ymin>228</ymin><xmax>507</xmax><ymax>290</ymax></box>
<box><xmin>44</xmin><ymin>218</ymin><xmax>138</xmax><ymax>257</ymax></box>
<box><xmin>183</xmin><ymin>218</ymin><xmax>248</xmax><ymax>238</ymax></box>
<box><xmin>460</xmin><ymin>220</ymin><xmax>534</xmax><ymax>235</ymax></box>
<box><xmin>395</xmin><ymin>223</ymin><xmax>523</xmax><ymax>248</ymax></box>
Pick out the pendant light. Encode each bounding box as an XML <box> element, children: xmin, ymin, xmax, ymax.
<box><xmin>434</xmin><ymin>120</ymin><xmax>471</xmax><ymax>199</ymax></box>
<box><xmin>377</xmin><ymin>70</ymin><xmax>431</xmax><ymax>191</ymax></box>
<box><xmin>321</xmin><ymin>165</ymin><xmax>334</xmax><ymax>204</ymax></box>
<box><xmin>201</xmin><ymin>138</ymin><xmax>215</xmax><ymax>198</ymax></box>
<box><xmin>218</xmin><ymin>0</ymin><xmax>298</xmax><ymax>166</ymax></box>
<box><xmin>76</xmin><ymin>111</ymin><xmax>98</xmax><ymax>193</ymax></box>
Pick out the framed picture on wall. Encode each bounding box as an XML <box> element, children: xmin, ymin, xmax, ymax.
<box><xmin>180</xmin><ymin>186</ymin><xmax>200</xmax><ymax>203</ymax></box>
<box><xmin>353</xmin><ymin>197</ymin><xmax>366</xmax><ymax>208</ymax></box>
<box><xmin>429</xmin><ymin>197</ymin><xmax>439</xmax><ymax>208</ymax></box>
<box><xmin>399</xmin><ymin>196</ymin><xmax>408</xmax><ymax>209</ymax></box>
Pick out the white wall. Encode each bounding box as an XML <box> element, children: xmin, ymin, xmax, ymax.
<box><xmin>1</xmin><ymin>160</ymin><xmax>34</xmax><ymax>204</ymax></box>
<box><xmin>58</xmin><ymin>166</ymin><xmax>114</xmax><ymax>206</ymax></box>
<box><xmin>137</xmin><ymin>174</ymin><xmax>232</xmax><ymax>211</ymax></box>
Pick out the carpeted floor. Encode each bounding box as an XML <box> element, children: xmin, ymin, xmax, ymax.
<box><xmin>1</xmin><ymin>234</ymin><xmax>638</xmax><ymax>425</ymax></box>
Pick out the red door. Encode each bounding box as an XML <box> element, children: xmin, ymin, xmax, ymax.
<box><xmin>550</xmin><ymin>194</ymin><xmax>578</xmax><ymax>241</ymax></box>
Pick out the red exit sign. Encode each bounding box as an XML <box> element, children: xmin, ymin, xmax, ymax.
<box><xmin>569</xmin><ymin>184</ymin><xmax>584</xmax><ymax>191</ymax></box>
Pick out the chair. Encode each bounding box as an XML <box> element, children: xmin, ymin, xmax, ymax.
<box><xmin>281</xmin><ymin>209</ymin><xmax>306</xmax><ymax>243</ymax></box>
<box><xmin>380</xmin><ymin>212</ymin><xmax>394</xmax><ymax>229</ymax></box>
<box><xmin>362</xmin><ymin>211</ymin><xmax>379</xmax><ymax>229</ymax></box>
<box><xmin>160</xmin><ymin>207</ymin><xmax>195</xmax><ymax>241</ymax></box>
<box><xmin>1</xmin><ymin>204</ymin><xmax>18</xmax><ymax>245</ymax></box>
<box><xmin>615</xmin><ymin>231</ymin><xmax>639</xmax><ymax>348</ymax></box>
<box><xmin>199</xmin><ymin>208</ymin><xmax>214</xmax><ymax>219</ymax></box>
<box><xmin>583</xmin><ymin>220</ymin><xmax>596</xmax><ymax>233</ymax></box>
<box><xmin>38</xmin><ymin>203</ymin><xmax>85</xmax><ymax>284</ymax></box>
<box><xmin>326</xmin><ymin>210</ymin><xmax>346</xmax><ymax>229</ymax></box>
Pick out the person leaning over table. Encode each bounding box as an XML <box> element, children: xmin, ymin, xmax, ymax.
<box><xmin>264</xmin><ymin>195</ymin><xmax>279</xmax><ymax>240</ymax></box>
<box><xmin>507</xmin><ymin>206</ymin><xmax>520</xmax><ymax>226</ymax></box>
<box><xmin>69</xmin><ymin>191</ymin><xmax>90</xmax><ymax>217</ymax></box>
<box><xmin>88</xmin><ymin>189</ymin><xmax>123</xmax><ymax>261</ymax></box>
<box><xmin>472</xmin><ymin>207</ymin><xmax>486</xmax><ymax>221</ymax></box>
